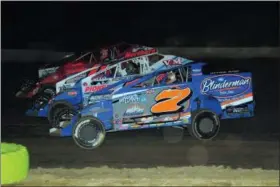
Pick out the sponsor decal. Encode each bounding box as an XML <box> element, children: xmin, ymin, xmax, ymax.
<box><xmin>192</xmin><ymin>68</ymin><xmax>201</xmax><ymax>73</ymax></box>
<box><xmin>124</xmin><ymin>48</ymin><xmax>157</xmax><ymax>59</ymax></box>
<box><xmin>125</xmin><ymin>78</ymin><xmax>140</xmax><ymax>86</ymax></box>
<box><xmin>180</xmin><ymin>116</ymin><xmax>190</xmax><ymax>124</ymax></box>
<box><xmin>131</xmin><ymin>124</ymin><xmax>141</xmax><ymax>128</ymax></box>
<box><xmin>226</xmin><ymin>106</ymin><xmax>249</xmax><ymax>114</ymax></box>
<box><xmin>200</xmin><ymin>74</ymin><xmax>251</xmax><ymax>98</ymax></box>
<box><xmin>163</xmin><ymin>117</ymin><xmax>173</xmax><ymax>121</ymax></box>
<box><xmin>151</xmin><ymin>88</ymin><xmax>192</xmax><ymax>114</ymax></box>
<box><xmin>89</xmin><ymin>94</ymin><xmax>111</xmax><ymax>102</ymax></box>
<box><xmin>68</xmin><ymin>91</ymin><xmax>77</xmax><ymax>96</ymax></box>
<box><xmin>163</xmin><ymin>58</ymin><xmax>183</xmax><ymax>66</ymax></box>
<box><xmin>114</xmin><ymin>119</ymin><xmax>122</xmax><ymax>125</ymax></box>
<box><xmin>140</xmin><ymin>117</ymin><xmax>153</xmax><ymax>123</ymax></box>
<box><xmin>146</xmin><ymin>89</ymin><xmax>155</xmax><ymax>94</ymax></box>
<box><xmin>84</xmin><ymin>85</ymin><xmax>108</xmax><ymax>93</ymax></box>
<box><xmin>124</xmin><ymin>104</ymin><xmax>144</xmax><ymax>116</ymax></box>
<box><xmin>192</xmin><ymin>73</ymin><xmax>202</xmax><ymax>76</ymax></box>
<box><xmin>119</xmin><ymin>124</ymin><xmax>129</xmax><ymax>130</ymax></box>
<box><xmin>156</xmin><ymin>73</ymin><xmax>167</xmax><ymax>83</ymax></box>
<box><xmin>119</xmin><ymin>94</ymin><xmax>146</xmax><ymax>104</ymax></box>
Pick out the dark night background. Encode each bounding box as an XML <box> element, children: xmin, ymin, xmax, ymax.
<box><xmin>1</xmin><ymin>1</ymin><xmax>279</xmax><ymax>50</ymax></box>
<box><xmin>1</xmin><ymin>1</ymin><xmax>280</xmax><ymax>175</ymax></box>
<box><xmin>1</xmin><ymin>1</ymin><xmax>280</xmax><ymax>134</ymax></box>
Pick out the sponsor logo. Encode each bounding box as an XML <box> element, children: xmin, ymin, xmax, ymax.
<box><xmin>68</xmin><ymin>91</ymin><xmax>77</xmax><ymax>96</ymax></box>
<box><xmin>124</xmin><ymin>104</ymin><xmax>144</xmax><ymax>116</ymax></box>
<box><xmin>156</xmin><ymin>73</ymin><xmax>167</xmax><ymax>83</ymax></box>
<box><xmin>146</xmin><ymin>89</ymin><xmax>155</xmax><ymax>94</ymax></box>
<box><xmin>192</xmin><ymin>68</ymin><xmax>201</xmax><ymax>73</ymax></box>
<box><xmin>125</xmin><ymin>78</ymin><xmax>140</xmax><ymax>86</ymax></box>
<box><xmin>200</xmin><ymin>74</ymin><xmax>251</xmax><ymax>98</ymax></box>
<box><xmin>163</xmin><ymin>58</ymin><xmax>183</xmax><ymax>66</ymax></box>
<box><xmin>119</xmin><ymin>94</ymin><xmax>146</xmax><ymax>104</ymax></box>
<box><xmin>140</xmin><ymin>117</ymin><xmax>153</xmax><ymax>123</ymax></box>
<box><xmin>89</xmin><ymin>94</ymin><xmax>111</xmax><ymax>102</ymax></box>
<box><xmin>226</xmin><ymin>106</ymin><xmax>249</xmax><ymax>114</ymax></box>
<box><xmin>84</xmin><ymin>85</ymin><xmax>108</xmax><ymax>93</ymax></box>
<box><xmin>124</xmin><ymin>48</ymin><xmax>157</xmax><ymax>59</ymax></box>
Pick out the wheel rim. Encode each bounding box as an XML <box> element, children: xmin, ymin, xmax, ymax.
<box><xmin>57</xmin><ymin>110</ymin><xmax>75</xmax><ymax>128</ymax></box>
<box><xmin>73</xmin><ymin>120</ymin><xmax>104</xmax><ymax>149</ymax></box>
<box><xmin>195</xmin><ymin>113</ymin><xmax>219</xmax><ymax>140</ymax></box>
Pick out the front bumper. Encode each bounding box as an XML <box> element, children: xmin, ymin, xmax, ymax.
<box><xmin>49</xmin><ymin>114</ymin><xmax>80</xmax><ymax>137</ymax></box>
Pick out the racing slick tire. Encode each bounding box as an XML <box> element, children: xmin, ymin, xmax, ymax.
<box><xmin>188</xmin><ymin>109</ymin><xmax>220</xmax><ymax>141</ymax></box>
<box><xmin>52</xmin><ymin>107</ymin><xmax>78</xmax><ymax>128</ymax></box>
<box><xmin>162</xmin><ymin>126</ymin><xmax>184</xmax><ymax>143</ymax></box>
<box><xmin>72</xmin><ymin>116</ymin><xmax>106</xmax><ymax>150</ymax></box>
<box><xmin>1</xmin><ymin>143</ymin><xmax>29</xmax><ymax>185</ymax></box>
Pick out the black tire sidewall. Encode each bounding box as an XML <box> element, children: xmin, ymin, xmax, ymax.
<box><xmin>189</xmin><ymin>109</ymin><xmax>220</xmax><ymax>140</ymax></box>
<box><xmin>52</xmin><ymin>107</ymin><xmax>77</xmax><ymax>128</ymax></box>
<box><xmin>72</xmin><ymin>116</ymin><xmax>106</xmax><ymax>150</ymax></box>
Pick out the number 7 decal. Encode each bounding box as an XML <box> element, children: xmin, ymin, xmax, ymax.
<box><xmin>151</xmin><ymin>88</ymin><xmax>192</xmax><ymax>114</ymax></box>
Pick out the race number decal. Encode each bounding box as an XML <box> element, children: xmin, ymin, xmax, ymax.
<box><xmin>151</xmin><ymin>88</ymin><xmax>191</xmax><ymax>114</ymax></box>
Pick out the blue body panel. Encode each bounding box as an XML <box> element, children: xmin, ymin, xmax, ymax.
<box><xmin>60</xmin><ymin>62</ymin><xmax>255</xmax><ymax>137</ymax></box>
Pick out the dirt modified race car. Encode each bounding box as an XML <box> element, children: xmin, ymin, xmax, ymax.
<box><xmin>15</xmin><ymin>42</ymin><xmax>141</xmax><ymax>103</ymax></box>
<box><xmin>55</xmin><ymin>62</ymin><xmax>255</xmax><ymax>149</ymax></box>
<box><xmin>25</xmin><ymin>52</ymin><xmax>193</xmax><ymax>129</ymax></box>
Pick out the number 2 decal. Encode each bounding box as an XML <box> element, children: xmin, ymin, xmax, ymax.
<box><xmin>151</xmin><ymin>88</ymin><xmax>192</xmax><ymax>114</ymax></box>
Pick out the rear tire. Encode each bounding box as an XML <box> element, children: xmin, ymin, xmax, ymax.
<box><xmin>188</xmin><ymin>109</ymin><xmax>220</xmax><ymax>141</ymax></box>
<box><xmin>72</xmin><ymin>116</ymin><xmax>106</xmax><ymax>150</ymax></box>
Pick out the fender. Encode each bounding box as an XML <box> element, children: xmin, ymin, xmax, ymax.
<box><xmin>191</xmin><ymin>95</ymin><xmax>222</xmax><ymax>117</ymax></box>
<box><xmin>47</xmin><ymin>100</ymin><xmax>76</xmax><ymax>122</ymax></box>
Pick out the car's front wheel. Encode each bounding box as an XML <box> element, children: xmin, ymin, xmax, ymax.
<box><xmin>52</xmin><ymin>107</ymin><xmax>78</xmax><ymax>128</ymax></box>
<box><xmin>72</xmin><ymin>116</ymin><xmax>106</xmax><ymax>150</ymax></box>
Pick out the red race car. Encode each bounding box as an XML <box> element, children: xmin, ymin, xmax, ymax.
<box><xmin>15</xmin><ymin>42</ymin><xmax>139</xmax><ymax>102</ymax></box>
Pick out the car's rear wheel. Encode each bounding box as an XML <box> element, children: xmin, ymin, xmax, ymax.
<box><xmin>188</xmin><ymin>109</ymin><xmax>220</xmax><ymax>140</ymax></box>
<box><xmin>72</xmin><ymin>116</ymin><xmax>106</xmax><ymax>150</ymax></box>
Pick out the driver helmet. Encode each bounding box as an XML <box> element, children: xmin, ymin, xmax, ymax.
<box><xmin>167</xmin><ymin>71</ymin><xmax>176</xmax><ymax>84</ymax></box>
<box><xmin>126</xmin><ymin>63</ymin><xmax>137</xmax><ymax>75</ymax></box>
<box><xmin>100</xmin><ymin>48</ymin><xmax>109</xmax><ymax>61</ymax></box>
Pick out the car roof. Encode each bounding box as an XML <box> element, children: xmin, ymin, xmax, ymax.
<box><xmin>120</xmin><ymin>61</ymin><xmax>207</xmax><ymax>87</ymax></box>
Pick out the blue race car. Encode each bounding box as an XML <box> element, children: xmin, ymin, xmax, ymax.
<box><xmin>58</xmin><ymin>62</ymin><xmax>255</xmax><ymax>149</ymax></box>
<box><xmin>27</xmin><ymin>53</ymin><xmax>193</xmax><ymax>129</ymax></box>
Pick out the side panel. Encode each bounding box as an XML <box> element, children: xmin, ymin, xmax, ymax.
<box><xmin>197</xmin><ymin>72</ymin><xmax>254</xmax><ymax>119</ymax></box>
<box><xmin>112</xmin><ymin>84</ymin><xmax>193</xmax><ymax>130</ymax></box>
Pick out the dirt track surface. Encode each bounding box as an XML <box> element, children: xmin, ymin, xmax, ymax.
<box><xmin>2</xmin><ymin>124</ymin><xmax>279</xmax><ymax>171</ymax></box>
